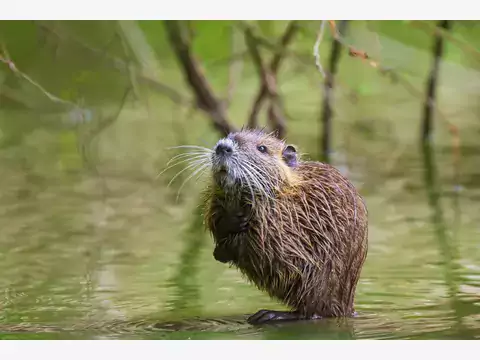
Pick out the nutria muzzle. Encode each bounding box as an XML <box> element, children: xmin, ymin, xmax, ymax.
<box><xmin>212</xmin><ymin>137</ymin><xmax>239</xmax><ymax>187</ymax></box>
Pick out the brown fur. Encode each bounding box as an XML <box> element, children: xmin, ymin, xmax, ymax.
<box><xmin>202</xmin><ymin>129</ymin><xmax>368</xmax><ymax>318</ymax></box>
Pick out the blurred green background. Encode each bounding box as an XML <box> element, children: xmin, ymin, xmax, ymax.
<box><xmin>0</xmin><ymin>20</ymin><xmax>479</xmax><ymax>339</ymax></box>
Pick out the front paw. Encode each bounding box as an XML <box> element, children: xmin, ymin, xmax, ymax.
<box><xmin>247</xmin><ymin>310</ymin><xmax>303</xmax><ymax>324</ymax></box>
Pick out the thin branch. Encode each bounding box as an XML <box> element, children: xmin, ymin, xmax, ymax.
<box><xmin>411</xmin><ymin>20</ymin><xmax>480</xmax><ymax>62</ymax></box>
<box><xmin>243</xmin><ymin>24</ymin><xmax>272</xmax><ymax>128</ymax></box>
<box><xmin>323</xmin><ymin>21</ymin><xmax>459</xmax><ymax>148</ymax></box>
<box><xmin>267</xmin><ymin>101</ymin><xmax>287</xmax><ymax>139</ymax></box>
<box><xmin>327</xmin><ymin>20</ymin><xmax>385</xmax><ymax>71</ymax></box>
<box><xmin>320</xmin><ymin>20</ymin><xmax>348</xmax><ymax>164</ymax></box>
<box><xmin>225</xmin><ymin>25</ymin><xmax>244</xmax><ymax>106</ymax></box>
<box><xmin>422</xmin><ymin>20</ymin><xmax>451</xmax><ymax>144</ymax></box>
<box><xmin>0</xmin><ymin>47</ymin><xmax>78</xmax><ymax>109</ymax></box>
<box><xmin>35</xmin><ymin>22</ymin><xmax>189</xmax><ymax>107</ymax></box>
<box><xmin>79</xmin><ymin>86</ymin><xmax>132</xmax><ymax>173</ymax></box>
<box><xmin>243</xmin><ymin>21</ymin><xmax>300</xmax><ymax>130</ymax></box>
<box><xmin>313</xmin><ymin>20</ymin><xmax>326</xmax><ymax>78</ymax></box>
<box><xmin>243</xmin><ymin>21</ymin><xmax>300</xmax><ymax>137</ymax></box>
<box><xmin>243</xmin><ymin>24</ymin><xmax>287</xmax><ymax>138</ymax></box>
<box><xmin>270</xmin><ymin>21</ymin><xmax>300</xmax><ymax>73</ymax></box>
<box><xmin>163</xmin><ymin>20</ymin><xmax>235</xmax><ymax>136</ymax></box>
<box><xmin>321</xmin><ymin>20</ymin><xmax>460</xmax><ymax>185</ymax></box>
<box><xmin>420</xmin><ymin>21</ymin><xmax>461</xmax><ymax>202</ymax></box>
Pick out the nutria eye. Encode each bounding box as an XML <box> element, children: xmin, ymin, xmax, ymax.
<box><xmin>257</xmin><ymin>145</ymin><xmax>267</xmax><ymax>153</ymax></box>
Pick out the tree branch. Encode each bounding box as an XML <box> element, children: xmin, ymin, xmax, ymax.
<box><xmin>0</xmin><ymin>46</ymin><xmax>78</xmax><ymax>110</ymax></box>
<box><xmin>163</xmin><ymin>20</ymin><xmax>236</xmax><ymax>136</ymax></box>
<box><xmin>35</xmin><ymin>22</ymin><xmax>189</xmax><ymax>107</ymax></box>
<box><xmin>243</xmin><ymin>21</ymin><xmax>299</xmax><ymax>137</ymax></box>
<box><xmin>313</xmin><ymin>20</ymin><xmax>327</xmax><ymax>78</ymax></box>
<box><xmin>320</xmin><ymin>20</ymin><xmax>348</xmax><ymax>163</ymax></box>
<box><xmin>225</xmin><ymin>26</ymin><xmax>244</xmax><ymax>106</ymax></box>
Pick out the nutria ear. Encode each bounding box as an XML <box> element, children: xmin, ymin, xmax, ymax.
<box><xmin>282</xmin><ymin>145</ymin><xmax>298</xmax><ymax>168</ymax></box>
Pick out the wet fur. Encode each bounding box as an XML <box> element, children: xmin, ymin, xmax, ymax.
<box><xmin>202</xmin><ymin>129</ymin><xmax>368</xmax><ymax>318</ymax></box>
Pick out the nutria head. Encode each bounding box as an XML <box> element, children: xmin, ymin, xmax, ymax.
<box><xmin>211</xmin><ymin>129</ymin><xmax>299</xmax><ymax>200</ymax></box>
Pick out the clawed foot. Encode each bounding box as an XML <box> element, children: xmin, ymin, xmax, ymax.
<box><xmin>247</xmin><ymin>310</ymin><xmax>305</xmax><ymax>325</ymax></box>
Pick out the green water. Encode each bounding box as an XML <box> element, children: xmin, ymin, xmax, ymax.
<box><xmin>0</xmin><ymin>130</ymin><xmax>479</xmax><ymax>340</ymax></box>
<box><xmin>0</xmin><ymin>20</ymin><xmax>479</xmax><ymax>340</ymax></box>
<box><xmin>0</xmin><ymin>141</ymin><xmax>480</xmax><ymax>339</ymax></box>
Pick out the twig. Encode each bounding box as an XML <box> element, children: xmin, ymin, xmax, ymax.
<box><xmin>411</xmin><ymin>20</ymin><xmax>480</xmax><ymax>62</ymax></box>
<box><xmin>163</xmin><ymin>20</ymin><xmax>235</xmax><ymax>136</ymax></box>
<box><xmin>243</xmin><ymin>23</ymin><xmax>288</xmax><ymax>138</ymax></box>
<box><xmin>420</xmin><ymin>21</ymin><xmax>461</xmax><ymax>204</ymax></box>
<box><xmin>313</xmin><ymin>20</ymin><xmax>326</xmax><ymax>78</ymax></box>
<box><xmin>35</xmin><ymin>22</ymin><xmax>189</xmax><ymax>107</ymax></box>
<box><xmin>244</xmin><ymin>21</ymin><xmax>300</xmax><ymax>131</ymax></box>
<box><xmin>80</xmin><ymin>86</ymin><xmax>132</xmax><ymax>166</ymax></box>
<box><xmin>421</xmin><ymin>20</ymin><xmax>451</xmax><ymax>144</ymax></box>
<box><xmin>327</xmin><ymin>20</ymin><xmax>383</xmax><ymax>71</ymax></box>
<box><xmin>225</xmin><ymin>26</ymin><xmax>244</xmax><ymax>106</ymax></box>
<box><xmin>324</xmin><ymin>20</ymin><xmax>460</xmax><ymax>196</ymax></box>
<box><xmin>267</xmin><ymin>101</ymin><xmax>287</xmax><ymax>139</ymax></box>
<box><xmin>0</xmin><ymin>47</ymin><xmax>78</xmax><ymax>109</ymax></box>
<box><xmin>270</xmin><ymin>21</ymin><xmax>300</xmax><ymax>73</ymax></box>
<box><xmin>325</xmin><ymin>22</ymin><xmax>459</xmax><ymax>147</ymax></box>
<box><xmin>320</xmin><ymin>20</ymin><xmax>348</xmax><ymax>163</ymax></box>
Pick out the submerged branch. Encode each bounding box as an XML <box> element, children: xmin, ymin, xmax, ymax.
<box><xmin>421</xmin><ymin>20</ymin><xmax>451</xmax><ymax>144</ymax></box>
<box><xmin>421</xmin><ymin>141</ymin><xmax>464</xmax><ymax>333</ymax></box>
<box><xmin>320</xmin><ymin>20</ymin><xmax>348</xmax><ymax>163</ymax></box>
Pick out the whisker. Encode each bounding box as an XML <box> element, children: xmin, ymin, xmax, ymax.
<box><xmin>167</xmin><ymin>159</ymin><xmax>210</xmax><ymax>187</ymax></box>
<box><xmin>175</xmin><ymin>163</ymin><xmax>211</xmax><ymax>202</ymax></box>
<box><xmin>166</xmin><ymin>151</ymin><xmax>212</xmax><ymax>166</ymax></box>
<box><xmin>168</xmin><ymin>145</ymin><xmax>213</xmax><ymax>152</ymax></box>
<box><xmin>235</xmin><ymin>162</ymin><xmax>256</xmax><ymax>208</ymax></box>
<box><xmin>240</xmin><ymin>162</ymin><xmax>275</xmax><ymax>203</ymax></box>
<box><xmin>241</xmin><ymin>161</ymin><xmax>276</xmax><ymax>201</ymax></box>
<box><xmin>165</xmin><ymin>154</ymin><xmax>210</xmax><ymax>170</ymax></box>
<box><xmin>157</xmin><ymin>154</ymin><xmax>211</xmax><ymax>179</ymax></box>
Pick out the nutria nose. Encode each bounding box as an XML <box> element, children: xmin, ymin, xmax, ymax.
<box><xmin>215</xmin><ymin>143</ymin><xmax>233</xmax><ymax>156</ymax></box>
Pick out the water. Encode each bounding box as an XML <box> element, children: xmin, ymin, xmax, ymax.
<box><xmin>0</xmin><ymin>132</ymin><xmax>479</xmax><ymax>339</ymax></box>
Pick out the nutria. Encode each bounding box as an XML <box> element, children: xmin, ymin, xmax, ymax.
<box><xmin>190</xmin><ymin>129</ymin><xmax>368</xmax><ymax>324</ymax></box>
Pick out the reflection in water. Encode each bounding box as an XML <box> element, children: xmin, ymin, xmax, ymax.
<box><xmin>421</xmin><ymin>142</ymin><xmax>464</xmax><ymax>335</ymax></box>
<box><xmin>258</xmin><ymin>318</ymin><xmax>357</xmax><ymax>340</ymax></box>
<box><xmin>165</xmin><ymin>198</ymin><xmax>208</xmax><ymax>316</ymax></box>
